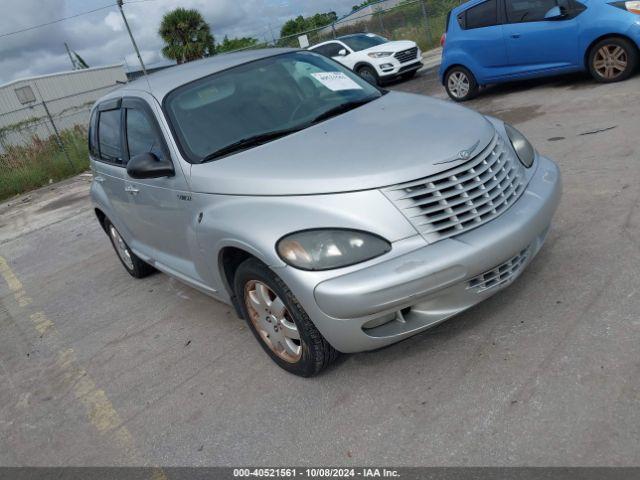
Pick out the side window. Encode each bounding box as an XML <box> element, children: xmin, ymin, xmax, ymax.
<box><xmin>313</xmin><ymin>43</ymin><xmax>343</xmax><ymax>58</ymax></box>
<box><xmin>505</xmin><ymin>0</ymin><xmax>558</xmax><ymax>23</ymax></box>
<box><xmin>465</xmin><ymin>0</ymin><xmax>498</xmax><ymax>29</ymax></box>
<box><xmin>97</xmin><ymin>109</ymin><xmax>122</xmax><ymax>164</ymax></box>
<box><xmin>125</xmin><ymin>108</ymin><xmax>165</xmax><ymax>162</ymax></box>
<box><xmin>88</xmin><ymin>109</ymin><xmax>99</xmax><ymax>158</ymax></box>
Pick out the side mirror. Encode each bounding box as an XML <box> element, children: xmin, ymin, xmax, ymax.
<box><xmin>127</xmin><ymin>152</ymin><xmax>174</xmax><ymax>179</ymax></box>
<box><xmin>338</xmin><ymin>49</ymin><xmax>348</xmax><ymax>57</ymax></box>
<box><xmin>544</xmin><ymin>6</ymin><xmax>567</xmax><ymax>20</ymax></box>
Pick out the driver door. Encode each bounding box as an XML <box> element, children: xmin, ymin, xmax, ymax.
<box><xmin>502</xmin><ymin>0</ymin><xmax>580</xmax><ymax>72</ymax></box>
<box><xmin>120</xmin><ymin>95</ymin><xmax>199</xmax><ymax>280</ymax></box>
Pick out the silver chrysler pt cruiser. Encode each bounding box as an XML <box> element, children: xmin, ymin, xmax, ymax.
<box><xmin>90</xmin><ymin>49</ymin><xmax>561</xmax><ymax>376</ymax></box>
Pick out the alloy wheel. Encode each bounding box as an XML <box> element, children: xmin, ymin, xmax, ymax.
<box><xmin>244</xmin><ymin>280</ymin><xmax>302</xmax><ymax>363</ymax></box>
<box><xmin>108</xmin><ymin>224</ymin><xmax>134</xmax><ymax>270</ymax></box>
<box><xmin>448</xmin><ymin>71</ymin><xmax>470</xmax><ymax>99</ymax></box>
<box><xmin>594</xmin><ymin>45</ymin><xmax>628</xmax><ymax>80</ymax></box>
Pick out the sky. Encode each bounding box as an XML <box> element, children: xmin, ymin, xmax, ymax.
<box><xmin>0</xmin><ymin>0</ymin><xmax>360</xmax><ymax>84</ymax></box>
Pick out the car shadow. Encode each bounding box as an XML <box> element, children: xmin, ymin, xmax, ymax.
<box><xmin>475</xmin><ymin>71</ymin><xmax>596</xmax><ymax>101</ymax></box>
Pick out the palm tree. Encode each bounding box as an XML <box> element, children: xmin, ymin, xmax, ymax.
<box><xmin>159</xmin><ymin>8</ymin><xmax>215</xmax><ymax>64</ymax></box>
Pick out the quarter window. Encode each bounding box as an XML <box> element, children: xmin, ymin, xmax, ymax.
<box><xmin>97</xmin><ymin>109</ymin><xmax>122</xmax><ymax>164</ymax></box>
<box><xmin>465</xmin><ymin>0</ymin><xmax>498</xmax><ymax>29</ymax></box>
<box><xmin>505</xmin><ymin>0</ymin><xmax>558</xmax><ymax>23</ymax></box>
<box><xmin>126</xmin><ymin>108</ymin><xmax>165</xmax><ymax>161</ymax></box>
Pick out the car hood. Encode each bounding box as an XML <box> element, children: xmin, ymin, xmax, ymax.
<box><xmin>189</xmin><ymin>91</ymin><xmax>496</xmax><ymax>196</ymax></box>
<box><xmin>362</xmin><ymin>40</ymin><xmax>416</xmax><ymax>54</ymax></box>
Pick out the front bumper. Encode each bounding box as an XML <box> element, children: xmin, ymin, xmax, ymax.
<box><xmin>376</xmin><ymin>59</ymin><xmax>423</xmax><ymax>78</ymax></box>
<box><xmin>280</xmin><ymin>155</ymin><xmax>561</xmax><ymax>353</ymax></box>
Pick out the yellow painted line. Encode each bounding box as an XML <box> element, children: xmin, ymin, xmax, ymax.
<box><xmin>0</xmin><ymin>256</ymin><xmax>167</xmax><ymax>479</ymax></box>
<box><xmin>0</xmin><ymin>256</ymin><xmax>23</xmax><ymax>293</ymax></box>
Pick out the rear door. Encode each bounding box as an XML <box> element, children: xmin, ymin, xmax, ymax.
<box><xmin>92</xmin><ymin>99</ymin><xmax>131</xmax><ymax>235</ymax></box>
<box><xmin>502</xmin><ymin>0</ymin><xmax>580</xmax><ymax>72</ymax></box>
<box><xmin>458</xmin><ymin>0</ymin><xmax>510</xmax><ymax>80</ymax></box>
<box><xmin>120</xmin><ymin>95</ymin><xmax>198</xmax><ymax>279</ymax></box>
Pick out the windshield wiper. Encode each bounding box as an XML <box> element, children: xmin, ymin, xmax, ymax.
<box><xmin>200</xmin><ymin>126</ymin><xmax>305</xmax><ymax>162</ymax></box>
<box><xmin>310</xmin><ymin>97</ymin><xmax>377</xmax><ymax>125</ymax></box>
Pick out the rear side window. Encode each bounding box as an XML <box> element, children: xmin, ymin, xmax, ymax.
<box><xmin>465</xmin><ymin>0</ymin><xmax>498</xmax><ymax>29</ymax></box>
<box><xmin>505</xmin><ymin>0</ymin><xmax>557</xmax><ymax>23</ymax></box>
<box><xmin>98</xmin><ymin>109</ymin><xmax>122</xmax><ymax>164</ymax></box>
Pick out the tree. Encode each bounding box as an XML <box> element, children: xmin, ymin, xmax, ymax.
<box><xmin>351</xmin><ymin>0</ymin><xmax>379</xmax><ymax>12</ymax></box>
<box><xmin>159</xmin><ymin>8</ymin><xmax>215</xmax><ymax>64</ymax></box>
<box><xmin>216</xmin><ymin>35</ymin><xmax>259</xmax><ymax>54</ymax></box>
<box><xmin>280</xmin><ymin>11</ymin><xmax>338</xmax><ymax>38</ymax></box>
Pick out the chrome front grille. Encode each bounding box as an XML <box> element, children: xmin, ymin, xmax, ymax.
<box><xmin>468</xmin><ymin>247</ymin><xmax>530</xmax><ymax>293</ymax></box>
<box><xmin>394</xmin><ymin>47</ymin><xmax>418</xmax><ymax>63</ymax></box>
<box><xmin>383</xmin><ymin>134</ymin><xmax>526</xmax><ymax>243</ymax></box>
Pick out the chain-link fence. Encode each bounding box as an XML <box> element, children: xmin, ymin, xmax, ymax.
<box><xmin>231</xmin><ymin>0</ymin><xmax>460</xmax><ymax>54</ymax></box>
<box><xmin>0</xmin><ymin>83</ymin><xmax>121</xmax><ymax>201</ymax></box>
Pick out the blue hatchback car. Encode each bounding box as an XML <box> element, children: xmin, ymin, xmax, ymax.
<box><xmin>439</xmin><ymin>0</ymin><xmax>640</xmax><ymax>100</ymax></box>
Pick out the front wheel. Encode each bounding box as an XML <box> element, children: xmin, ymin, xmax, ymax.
<box><xmin>357</xmin><ymin>65</ymin><xmax>380</xmax><ymax>86</ymax></box>
<box><xmin>588</xmin><ymin>38</ymin><xmax>638</xmax><ymax>83</ymax></box>
<box><xmin>234</xmin><ymin>258</ymin><xmax>339</xmax><ymax>377</ymax></box>
<box><xmin>445</xmin><ymin>66</ymin><xmax>479</xmax><ymax>102</ymax></box>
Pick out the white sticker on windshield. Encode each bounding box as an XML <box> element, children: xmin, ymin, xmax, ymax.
<box><xmin>311</xmin><ymin>72</ymin><xmax>363</xmax><ymax>91</ymax></box>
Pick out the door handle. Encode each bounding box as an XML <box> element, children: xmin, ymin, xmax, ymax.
<box><xmin>511</xmin><ymin>34</ymin><xmax>521</xmax><ymax>39</ymax></box>
<box><xmin>94</xmin><ymin>175</ymin><xmax>105</xmax><ymax>183</ymax></box>
<box><xmin>124</xmin><ymin>185</ymin><xmax>139</xmax><ymax>195</ymax></box>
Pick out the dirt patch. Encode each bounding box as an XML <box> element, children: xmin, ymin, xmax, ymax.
<box><xmin>37</xmin><ymin>191</ymin><xmax>88</xmax><ymax>213</ymax></box>
<box><xmin>481</xmin><ymin>104</ymin><xmax>544</xmax><ymax>125</ymax></box>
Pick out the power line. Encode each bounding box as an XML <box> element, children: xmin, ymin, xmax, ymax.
<box><xmin>0</xmin><ymin>3</ymin><xmax>116</xmax><ymax>39</ymax></box>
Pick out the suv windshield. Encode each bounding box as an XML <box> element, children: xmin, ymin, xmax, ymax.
<box><xmin>339</xmin><ymin>34</ymin><xmax>388</xmax><ymax>52</ymax></box>
<box><xmin>164</xmin><ymin>51</ymin><xmax>381</xmax><ymax>163</ymax></box>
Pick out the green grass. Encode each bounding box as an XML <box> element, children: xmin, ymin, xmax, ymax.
<box><xmin>0</xmin><ymin>127</ymin><xmax>89</xmax><ymax>202</ymax></box>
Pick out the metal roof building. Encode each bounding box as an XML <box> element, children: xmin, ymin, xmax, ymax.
<box><xmin>0</xmin><ymin>64</ymin><xmax>127</xmax><ymax>150</ymax></box>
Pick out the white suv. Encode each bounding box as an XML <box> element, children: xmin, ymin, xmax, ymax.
<box><xmin>309</xmin><ymin>33</ymin><xmax>422</xmax><ymax>85</ymax></box>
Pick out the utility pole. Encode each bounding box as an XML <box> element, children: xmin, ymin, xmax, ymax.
<box><xmin>117</xmin><ymin>0</ymin><xmax>147</xmax><ymax>77</ymax></box>
<box><xmin>64</xmin><ymin>42</ymin><xmax>78</xmax><ymax>70</ymax></box>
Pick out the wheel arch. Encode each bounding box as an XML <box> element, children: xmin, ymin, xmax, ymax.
<box><xmin>441</xmin><ymin>63</ymin><xmax>474</xmax><ymax>85</ymax></box>
<box><xmin>218</xmin><ymin>246</ymin><xmax>262</xmax><ymax>317</ymax></box>
<box><xmin>584</xmin><ymin>33</ymin><xmax>640</xmax><ymax>70</ymax></box>
<box><xmin>94</xmin><ymin>208</ymin><xmax>107</xmax><ymax>232</ymax></box>
<box><xmin>353</xmin><ymin>61</ymin><xmax>376</xmax><ymax>73</ymax></box>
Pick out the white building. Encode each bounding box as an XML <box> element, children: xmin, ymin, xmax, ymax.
<box><xmin>0</xmin><ymin>64</ymin><xmax>127</xmax><ymax>149</ymax></box>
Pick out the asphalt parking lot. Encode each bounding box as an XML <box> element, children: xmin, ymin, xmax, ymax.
<box><xmin>1</xmin><ymin>67</ymin><xmax>639</xmax><ymax>467</ymax></box>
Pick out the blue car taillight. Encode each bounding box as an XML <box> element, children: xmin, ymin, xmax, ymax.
<box><xmin>610</xmin><ymin>1</ymin><xmax>640</xmax><ymax>13</ymax></box>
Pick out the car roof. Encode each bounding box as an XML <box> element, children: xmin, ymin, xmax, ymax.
<box><xmin>97</xmin><ymin>48</ymin><xmax>297</xmax><ymax>103</ymax></box>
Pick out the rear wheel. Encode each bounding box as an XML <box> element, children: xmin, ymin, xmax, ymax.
<box><xmin>104</xmin><ymin>218</ymin><xmax>155</xmax><ymax>278</ymax></box>
<box><xmin>588</xmin><ymin>37</ymin><xmax>638</xmax><ymax>83</ymax></box>
<box><xmin>445</xmin><ymin>66</ymin><xmax>479</xmax><ymax>102</ymax></box>
<box><xmin>357</xmin><ymin>65</ymin><xmax>380</xmax><ymax>86</ymax></box>
<box><xmin>234</xmin><ymin>258</ymin><xmax>339</xmax><ymax>377</ymax></box>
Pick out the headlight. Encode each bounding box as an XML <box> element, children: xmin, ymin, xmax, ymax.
<box><xmin>504</xmin><ymin>123</ymin><xmax>535</xmax><ymax>168</ymax></box>
<box><xmin>276</xmin><ymin>229</ymin><xmax>391</xmax><ymax>271</ymax></box>
<box><xmin>368</xmin><ymin>52</ymin><xmax>393</xmax><ymax>58</ymax></box>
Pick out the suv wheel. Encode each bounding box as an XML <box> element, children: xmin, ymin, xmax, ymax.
<box><xmin>104</xmin><ymin>218</ymin><xmax>155</xmax><ymax>278</ymax></box>
<box><xmin>234</xmin><ymin>258</ymin><xmax>339</xmax><ymax>377</ymax></box>
<box><xmin>589</xmin><ymin>38</ymin><xmax>638</xmax><ymax>83</ymax></box>
<box><xmin>357</xmin><ymin>65</ymin><xmax>380</xmax><ymax>86</ymax></box>
<box><xmin>445</xmin><ymin>66</ymin><xmax>479</xmax><ymax>102</ymax></box>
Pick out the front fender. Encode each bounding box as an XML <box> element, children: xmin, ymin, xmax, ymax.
<box><xmin>192</xmin><ymin>189</ymin><xmax>418</xmax><ymax>300</ymax></box>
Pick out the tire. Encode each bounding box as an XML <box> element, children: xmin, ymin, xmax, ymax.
<box><xmin>104</xmin><ymin>218</ymin><xmax>155</xmax><ymax>279</ymax></box>
<box><xmin>356</xmin><ymin>65</ymin><xmax>380</xmax><ymax>86</ymax></box>
<box><xmin>445</xmin><ymin>66</ymin><xmax>479</xmax><ymax>102</ymax></box>
<box><xmin>234</xmin><ymin>258</ymin><xmax>339</xmax><ymax>377</ymax></box>
<box><xmin>588</xmin><ymin>37</ymin><xmax>638</xmax><ymax>83</ymax></box>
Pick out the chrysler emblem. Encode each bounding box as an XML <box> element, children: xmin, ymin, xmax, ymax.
<box><xmin>435</xmin><ymin>140</ymin><xmax>480</xmax><ymax>165</ymax></box>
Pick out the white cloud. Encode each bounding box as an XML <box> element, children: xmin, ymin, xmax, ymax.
<box><xmin>0</xmin><ymin>0</ymin><xmax>359</xmax><ymax>83</ymax></box>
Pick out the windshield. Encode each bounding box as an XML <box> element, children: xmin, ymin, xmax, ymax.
<box><xmin>164</xmin><ymin>51</ymin><xmax>381</xmax><ymax>163</ymax></box>
<box><xmin>340</xmin><ymin>34</ymin><xmax>388</xmax><ymax>52</ymax></box>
